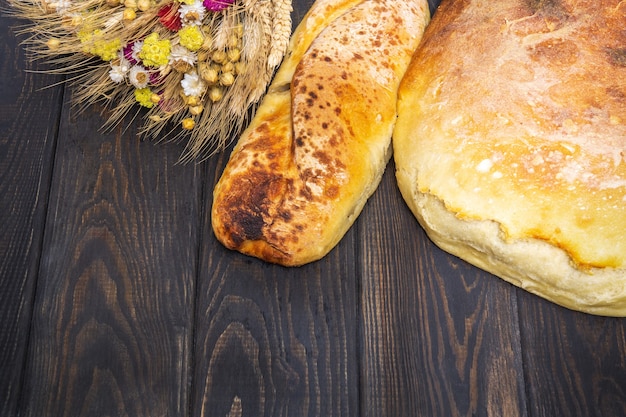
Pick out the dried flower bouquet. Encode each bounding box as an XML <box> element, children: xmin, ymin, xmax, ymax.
<box><xmin>9</xmin><ymin>0</ymin><xmax>293</xmax><ymax>160</ymax></box>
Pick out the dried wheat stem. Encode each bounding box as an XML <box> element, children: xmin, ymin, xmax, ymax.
<box><xmin>242</xmin><ymin>0</ymin><xmax>274</xmax><ymax>104</ymax></box>
<box><xmin>268</xmin><ymin>0</ymin><xmax>292</xmax><ymax>69</ymax></box>
<box><xmin>213</xmin><ymin>7</ymin><xmax>237</xmax><ymax>50</ymax></box>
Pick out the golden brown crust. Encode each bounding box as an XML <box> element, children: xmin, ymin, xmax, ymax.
<box><xmin>212</xmin><ymin>0</ymin><xmax>430</xmax><ymax>266</ymax></box>
<box><xmin>394</xmin><ymin>0</ymin><xmax>626</xmax><ymax>314</ymax></box>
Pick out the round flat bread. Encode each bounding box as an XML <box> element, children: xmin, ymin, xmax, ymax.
<box><xmin>393</xmin><ymin>0</ymin><xmax>626</xmax><ymax>315</ymax></box>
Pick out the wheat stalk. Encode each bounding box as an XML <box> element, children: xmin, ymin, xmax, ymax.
<box><xmin>268</xmin><ymin>0</ymin><xmax>292</xmax><ymax>69</ymax></box>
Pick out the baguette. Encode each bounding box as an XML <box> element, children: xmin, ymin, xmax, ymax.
<box><xmin>212</xmin><ymin>0</ymin><xmax>430</xmax><ymax>266</ymax></box>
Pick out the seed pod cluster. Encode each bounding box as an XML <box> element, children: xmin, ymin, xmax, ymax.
<box><xmin>194</xmin><ymin>21</ymin><xmax>244</xmax><ymax>108</ymax></box>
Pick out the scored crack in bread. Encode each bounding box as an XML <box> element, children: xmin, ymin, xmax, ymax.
<box><xmin>212</xmin><ymin>0</ymin><xmax>430</xmax><ymax>266</ymax></box>
<box><xmin>393</xmin><ymin>0</ymin><xmax>626</xmax><ymax>315</ymax></box>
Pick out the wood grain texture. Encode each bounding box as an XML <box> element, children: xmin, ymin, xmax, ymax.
<box><xmin>0</xmin><ymin>11</ymin><xmax>64</xmax><ymax>417</ymax></box>
<box><xmin>359</xmin><ymin>162</ymin><xmax>527</xmax><ymax>417</ymax></box>
<box><xmin>518</xmin><ymin>292</ymin><xmax>626</xmax><ymax>417</ymax></box>
<box><xmin>19</xmin><ymin>100</ymin><xmax>200</xmax><ymax>417</ymax></box>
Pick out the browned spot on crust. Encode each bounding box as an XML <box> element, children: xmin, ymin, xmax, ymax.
<box><xmin>228</xmin><ymin>210</ymin><xmax>264</xmax><ymax>245</ymax></box>
<box><xmin>312</xmin><ymin>150</ymin><xmax>332</xmax><ymax>165</ymax></box>
<box><xmin>325</xmin><ymin>185</ymin><xmax>339</xmax><ymax>199</ymax></box>
<box><xmin>607</xmin><ymin>48</ymin><xmax>626</xmax><ymax>67</ymax></box>
<box><xmin>279</xmin><ymin>210</ymin><xmax>292</xmax><ymax>222</ymax></box>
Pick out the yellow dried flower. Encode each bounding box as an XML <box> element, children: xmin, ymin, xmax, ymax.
<box><xmin>94</xmin><ymin>40</ymin><xmax>121</xmax><ymax>61</ymax></box>
<box><xmin>78</xmin><ymin>29</ymin><xmax>121</xmax><ymax>62</ymax></box>
<box><xmin>139</xmin><ymin>33</ymin><xmax>171</xmax><ymax>67</ymax></box>
<box><xmin>178</xmin><ymin>26</ymin><xmax>204</xmax><ymax>52</ymax></box>
<box><xmin>135</xmin><ymin>88</ymin><xmax>155</xmax><ymax>108</ymax></box>
<box><xmin>77</xmin><ymin>29</ymin><xmax>90</xmax><ymax>48</ymax></box>
<box><xmin>181</xmin><ymin>118</ymin><xmax>195</xmax><ymax>129</ymax></box>
<box><xmin>97</xmin><ymin>40</ymin><xmax>122</xmax><ymax>61</ymax></box>
<box><xmin>123</xmin><ymin>8</ymin><xmax>136</xmax><ymax>20</ymax></box>
<box><xmin>178</xmin><ymin>0</ymin><xmax>195</xmax><ymax>4</ymax></box>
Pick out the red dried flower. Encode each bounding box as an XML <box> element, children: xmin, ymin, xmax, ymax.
<box><xmin>158</xmin><ymin>3</ymin><xmax>182</xmax><ymax>31</ymax></box>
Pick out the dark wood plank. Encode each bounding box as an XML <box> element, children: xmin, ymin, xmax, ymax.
<box><xmin>0</xmin><ymin>11</ymin><xmax>64</xmax><ymax>417</ymax></box>
<box><xmin>19</xmin><ymin>99</ymin><xmax>201</xmax><ymax>416</ymax></box>
<box><xmin>192</xmin><ymin>148</ymin><xmax>360</xmax><ymax>417</ymax></box>
<box><xmin>519</xmin><ymin>292</ymin><xmax>626</xmax><ymax>417</ymax></box>
<box><xmin>359</xmin><ymin>162</ymin><xmax>528</xmax><ymax>417</ymax></box>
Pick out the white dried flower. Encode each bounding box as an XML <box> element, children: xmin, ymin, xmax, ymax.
<box><xmin>179</xmin><ymin>1</ymin><xmax>205</xmax><ymax>26</ymax></box>
<box><xmin>131</xmin><ymin>40</ymin><xmax>143</xmax><ymax>63</ymax></box>
<box><xmin>181</xmin><ymin>71</ymin><xmax>206</xmax><ymax>97</ymax></box>
<box><xmin>50</xmin><ymin>0</ymin><xmax>72</xmax><ymax>15</ymax></box>
<box><xmin>109</xmin><ymin>56</ymin><xmax>131</xmax><ymax>83</ymax></box>
<box><xmin>128</xmin><ymin>65</ymin><xmax>150</xmax><ymax>88</ymax></box>
<box><xmin>169</xmin><ymin>45</ymin><xmax>197</xmax><ymax>66</ymax></box>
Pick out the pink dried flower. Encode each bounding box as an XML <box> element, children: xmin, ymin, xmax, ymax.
<box><xmin>202</xmin><ymin>0</ymin><xmax>234</xmax><ymax>12</ymax></box>
<box><xmin>149</xmin><ymin>70</ymin><xmax>163</xmax><ymax>85</ymax></box>
<box><xmin>123</xmin><ymin>42</ymin><xmax>140</xmax><ymax>65</ymax></box>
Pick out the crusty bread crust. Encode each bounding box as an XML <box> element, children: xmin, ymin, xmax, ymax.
<box><xmin>212</xmin><ymin>0</ymin><xmax>430</xmax><ymax>266</ymax></box>
<box><xmin>394</xmin><ymin>0</ymin><xmax>626</xmax><ymax>315</ymax></box>
<box><xmin>397</xmin><ymin>187</ymin><xmax>626</xmax><ymax>316</ymax></box>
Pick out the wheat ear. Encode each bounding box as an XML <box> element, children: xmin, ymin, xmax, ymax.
<box><xmin>268</xmin><ymin>0</ymin><xmax>292</xmax><ymax>69</ymax></box>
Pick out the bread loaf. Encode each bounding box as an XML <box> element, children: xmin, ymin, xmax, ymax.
<box><xmin>212</xmin><ymin>0</ymin><xmax>430</xmax><ymax>266</ymax></box>
<box><xmin>394</xmin><ymin>0</ymin><xmax>626</xmax><ymax>315</ymax></box>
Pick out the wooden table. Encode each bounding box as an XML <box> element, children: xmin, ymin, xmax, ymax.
<box><xmin>2</xmin><ymin>1</ymin><xmax>626</xmax><ymax>416</ymax></box>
